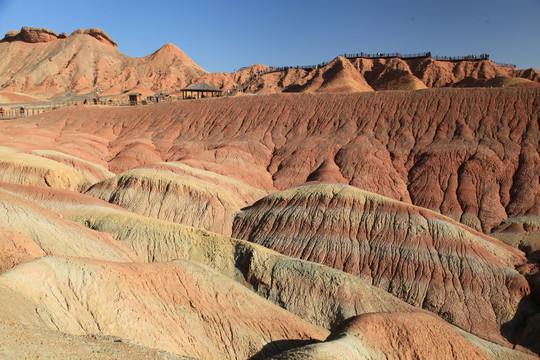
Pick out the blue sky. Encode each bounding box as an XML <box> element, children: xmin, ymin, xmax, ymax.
<box><xmin>0</xmin><ymin>0</ymin><xmax>538</xmax><ymax>73</ymax></box>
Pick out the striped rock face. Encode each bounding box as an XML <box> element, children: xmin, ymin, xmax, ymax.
<box><xmin>0</xmin><ymin>147</ymin><xmax>96</xmax><ymax>192</ymax></box>
<box><xmin>268</xmin><ymin>312</ymin><xmax>536</xmax><ymax>360</ymax></box>
<box><xmin>232</xmin><ymin>183</ymin><xmax>529</xmax><ymax>344</ymax></box>
<box><xmin>1</xmin><ymin>88</ymin><xmax>537</xmax><ymax>233</ymax></box>
<box><xmin>85</xmin><ymin>167</ymin><xmax>247</xmax><ymax>236</ymax></box>
<box><xmin>0</xmin><ymin>187</ymin><xmax>137</xmax><ymax>263</ymax></box>
<box><xmin>0</xmin><ymin>257</ymin><xmax>327</xmax><ymax>360</ymax></box>
<box><xmin>0</xmin><ymin>181</ymin><xmax>428</xmax><ymax>332</ymax></box>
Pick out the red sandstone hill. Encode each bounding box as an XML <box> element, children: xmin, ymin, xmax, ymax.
<box><xmin>0</xmin><ymin>27</ymin><xmax>207</xmax><ymax>97</ymax></box>
<box><xmin>0</xmin><ymin>27</ymin><xmax>538</xmax><ymax>101</ymax></box>
<box><xmin>1</xmin><ymin>181</ymin><xmax>536</xmax><ymax>359</ymax></box>
<box><xmin>201</xmin><ymin>56</ymin><xmax>539</xmax><ymax>94</ymax></box>
<box><xmin>232</xmin><ymin>183</ymin><xmax>529</xmax><ymax>345</ymax></box>
<box><xmin>1</xmin><ymin>88</ymin><xmax>536</xmax><ymax>234</ymax></box>
<box><xmin>0</xmin><ymin>88</ymin><xmax>539</xmax><ymax>357</ymax></box>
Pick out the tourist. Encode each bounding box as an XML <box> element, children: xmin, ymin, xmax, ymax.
<box><xmin>19</xmin><ymin>106</ymin><xmax>25</xmax><ymax>117</ymax></box>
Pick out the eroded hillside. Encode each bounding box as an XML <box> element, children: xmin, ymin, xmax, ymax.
<box><xmin>1</xmin><ymin>87</ymin><xmax>537</xmax><ymax>234</ymax></box>
<box><xmin>0</xmin><ymin>87</ymin><xmax>539</xmax><ymax>359</ymax></box>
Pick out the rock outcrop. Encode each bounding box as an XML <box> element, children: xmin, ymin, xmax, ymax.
<box><xmin>1</xmin><ymin>27</ymin><xmax>117</xmax><ymax>47</ymax></box>
<box><xmin>232</xmin><ymin>184</ymin><xmax>530</xmax><ymax>344</ymax></box>
<box><xmin>1</xmin><ymin>27</ymin><xmax>59</xmax><ymax>43</ymax></box>
<box><xmin>298</xmin><ymin>56</ymin><xmax>374</xmax><ymax>93</ymax></box>
<box><xmin>200</xmin><ymin>56</ymin><xmax>539</xmax><ymax>94</ymax></box>
<box><xmin>70</xmin><ymin>28</ymin><xmax>118</xmax><ymax>47</ymax></box>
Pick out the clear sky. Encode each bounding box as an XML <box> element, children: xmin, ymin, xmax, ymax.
<box><xmin>0</xmin><ymin>0</ymin><xmax>538</xmax><ymax>73</ymax></box>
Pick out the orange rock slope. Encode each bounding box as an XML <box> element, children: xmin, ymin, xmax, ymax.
<box><xmin>0</xmin><ymin>88</ymin><xmax>537</xmax><ymax>233</ymax></box>
<box><xmin>269</xmin><ymin>313</ymin><xmax>493</xmax><ymax>360</ymax></box>
<box><xmin>0</xmin><ymin>87</ymin><xmax>539</xmax><ymax>358</ymax></box>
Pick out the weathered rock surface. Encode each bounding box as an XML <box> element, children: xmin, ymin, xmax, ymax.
<box><xmin>0</xmin><ymin>229</ymin><xmax>45</xmax><ymax>274</ymax></box>
<box><xmin>85</xmin><ymin>167</ymin><xmax>245</xmax><ymax>236</ymax></box>
<box><xmin>1</xmin><ymin>27</ymin><xmax>118</xmax><ymax>47</ymax></box>
<box><xmin>2</xmin><ymin>181</ymin><xmax>537</xmax><ymax>358</ymax></box>
<box><xmin>268</xmin><ymin>312</ymin><xmax>537</xmax><ymax>360</ymax></box>
<box><xmin>70</xmin><ymin>28</ymin><xmax>118</xmax><ymax>47</ymax></box>
<box><xmin>0</xmin><ymin>257</ymin><xmax>328</xmax><ymax>360</ymax></box>
<box><xmin>232</xmin><ymin>183</ymin><xmax>530</xmax><ymax>345</ymax></box>
<box><xmin>28</xmin><ymin>149</ymin><xmax>115</xmax><ymax>185</ymax></box>
<box><xmin>0</xmin><ymin>181</ymin><xmax>423</xmax><ymax>330</ymax></box>
<box><xmin>0</xmin><ymin>147</ymin><xmax>92</xmax><ymax>191</ymax></box>
<box><xmin>1</xmin><ymin>88</ymin><xmax>536</xmax><ymax>232</ymax></box>
<box><xmin>0</xmin><ymin>186</ymin><xmax>137</xmax><ymax>262</ymax></box>
<box><xmin>1</xmin><ymin>27</ymin><xmax>59</xmax><ymax>43</ymax></box>
<box><xmin>74</xmin><ymin>210</ymin><xmax>424</xmax><ymax>330</ymax></box>
<box><xmin>143</xmin><ymin>162</ymin><xmax>268</xmax><ymax>205</ymax></box>
<box><xmin>298</xmin><ymin>56</ymin><xmax>374</xmax><ymax>93</ymax></box>
<box><xmin>0</xmin><ymin>322</ymin><xmax>196</xmax><ymax>360</ymax></box>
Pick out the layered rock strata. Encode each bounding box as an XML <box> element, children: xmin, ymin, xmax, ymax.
<box><xmin>232</xmin><ymin>184</ymin><xmax>530</xmax><ymax>344</ymax></box>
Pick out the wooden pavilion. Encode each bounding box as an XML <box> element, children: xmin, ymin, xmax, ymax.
<box><xmin>180</xmin><ymin>83</ymin><xmax>222</xmax><ymax>99</ymax></box>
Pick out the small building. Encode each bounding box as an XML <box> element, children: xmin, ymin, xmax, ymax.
<box><xmin>180</xmin><ymin>83</ymin><xmax>222</xmax><ymax>99</ymax></box>
<box><xmin>128</xmin><ymin>93</ymin><xmax>142</xmax><ymax>105</ymax></box>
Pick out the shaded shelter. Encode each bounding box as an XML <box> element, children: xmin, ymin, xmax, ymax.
<box><xmin>180</xmin><ymin>83</ymin><xmax>222</xmax><ymax>99</ymax></box>
<box><xmin>128</xmin><ymin>93</ymin><xmax>142</xmax><ymax>105</ymax></box>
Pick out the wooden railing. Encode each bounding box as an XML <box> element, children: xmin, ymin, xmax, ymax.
<box><xmin>0</xmin><ymin>96</ymin><xmax>181</xmax><ymax>120</ymax></box>
<box><xmin>0</xmin><ymin>96</ymin><xmax>186</xmax><ymax>120</ymax></box>
<box><xmin>341</xmin><ymin>52</ymin><xmax>431</xmax><ymax>60</ymax></box>
<box><xmin>0</xmin><ymin>107</ymin><xmax>53</xmax><ymax>120</ymax></box>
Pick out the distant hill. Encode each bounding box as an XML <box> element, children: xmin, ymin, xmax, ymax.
<box><xmin>201</xmin><ymin>55</ymin><xmax>539</xmax><ymax>94</ymax></box>
<box><xmin>0</xmin><ymin>27</ymin><xmax>207</xmax><ymax>98</ymax></box>
<box><xmin>0</xmin><ymin>27</ymin><xmax>538</xmax><ymax>101</ymax></box>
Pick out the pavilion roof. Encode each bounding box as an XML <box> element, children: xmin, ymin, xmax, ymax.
<box><xmin>180</xmin><ymin>82</ymin><xmax>222</xmax><ymax>92</ymax></box>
